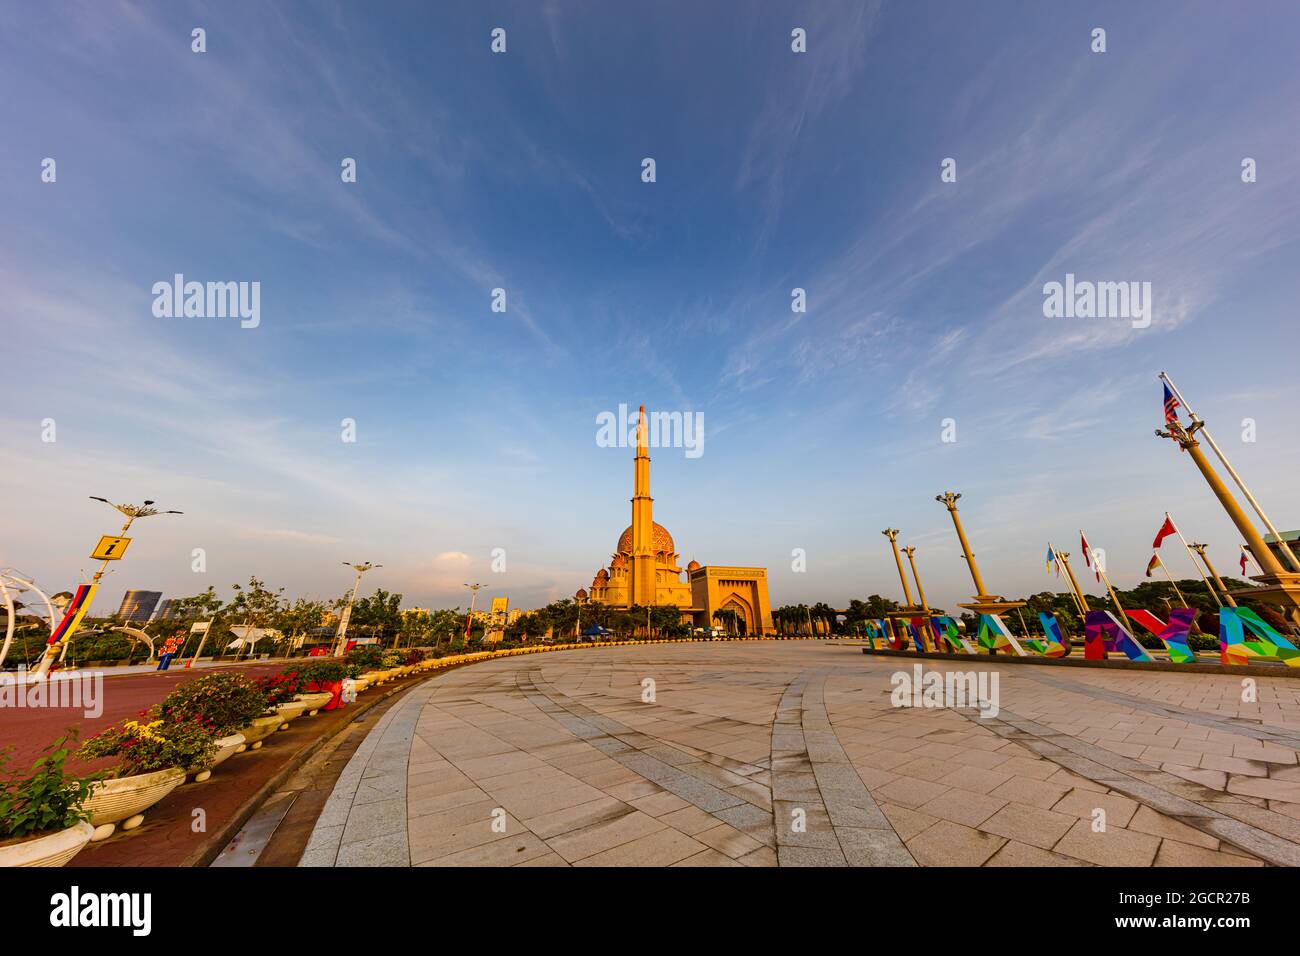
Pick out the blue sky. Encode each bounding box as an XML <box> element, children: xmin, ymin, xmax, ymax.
<box><xmin>3</xmin><ymin>0</ymin><xmax>1298</xmax><ymax>616</ymax></box>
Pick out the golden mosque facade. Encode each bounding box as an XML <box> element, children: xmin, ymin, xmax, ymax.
<box><xmin>577</xmin><ymin>405</ymin><xmax>774</xmax><ymax>635</ymax></box>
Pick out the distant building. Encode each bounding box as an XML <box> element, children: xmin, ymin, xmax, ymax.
<box><xmin>580</xmin><ymin>404</ymin><xmax>773</xmax><ymax>635</ymax></box>
<box><xmin>118</xmin><ymin>590</ymin><xmax>162</xmax><ymax>622</ymax></box>
<box><xmin>152</xmin><ymin>598</ymin><xmax>198</xmax><ymax>622</ymax></box>
<box><xmin>1263</xmin><ymin>531</ymin><xmax>1300</xmax><ymax>571</ymax></box>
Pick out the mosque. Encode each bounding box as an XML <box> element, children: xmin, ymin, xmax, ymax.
<box><xmin>577</xmin><ymin>405</ymin><xmax>774</xmax><ymax>635</ymax></box>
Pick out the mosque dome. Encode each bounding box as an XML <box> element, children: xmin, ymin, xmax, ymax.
<box><xmin>686</xmin><ymin>559</ymin><xmax>700</xmax><ymax>572</ymax></box>
<box><xmin>594</xmin><ymin>568</ymin><xmax>609</xmax><ymax>582</ymax></box>
<box><xmin>617</xmin><ymin>522</ymin><xmax>675</xmax><ymax>554</ymax></box>
<box><xmin>575</xmin><ymin>588</ymin><xmax>588</xmax><ymax>600</ymax></box>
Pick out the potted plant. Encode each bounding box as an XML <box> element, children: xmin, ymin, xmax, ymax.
<box><xmin>257</xmin><ymin>672</ymin><xmax>308</xmax><ymax>728</ymax></box>
<box><xmin>0</xmin><ymin>735</ymin><xmax>98</xmax><ymax>867</ymax></box>
<box><xmin>76</xmin><ymin>718</ymin><xmax>212</xmax><ymax>840</ymax></box>
<box><xmin>155</xmin><ymin>672</ymin><xmax>278</xmax><ymax>750</ymax></box>
<box><xmin>287</xmin><ymin>659</ymin><xmax>349</xmax><ymax>710</ymax></box>
<box><xmin>282</xmin><ymin>663</ymin><xmax>334</xmax><ymax>715</ymax></box>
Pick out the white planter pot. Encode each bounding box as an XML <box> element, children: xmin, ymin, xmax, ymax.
<box><xmin>86</xmin><ymin>767</ymin><xmax>186</xmax><ymax>841</ymax></box>
<box><xmin>293</xmin><ymin>692</ymin><xmax>333</xmax><ymax>716</ymax></box>
<box><xmin>0</xmin><ymin>820</ymin><xmax>94</xmax><ymax>867</ymax></box>
<box><xmin>188</xmin><ymin>733</ymin><xmax>245</xmax><ymax>782</ymax></box>
<box><xmin>351</xmin><ymin>677</ymin><xmax>371</xmax><ymax>692</ymax></box>
<box><xmin>237</xmin><ymin>714</ymin><xmax>284</xmax><ymax>749</ymax></box>
<box><xmin>274</xmin><ymin>701</ymin><xmax>309</xmax><ymax>729</ymax></box>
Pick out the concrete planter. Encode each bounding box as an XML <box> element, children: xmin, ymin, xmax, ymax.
<box><xmin>237</xmin><ymin>714</ymin><xmax>284</xmax><ymax>750</ymax></box>
<box><xmin>293</xmin><ymin>692</ymin><xmax>333</xmax><ymax>716</ymax></box>
<box><xmin>188</xmin><ymin>733</ymin><xmax>245</xmax><ymax>782</ymax></box>
<box><xmin>0</xmin><ymin>820</ymin><xmax>95</xmax><ymax>867</ymax></box>
<box><xmin>86</xmin><ymin>767</ymin><xmax>186</xmax><ymax>841</ymax></box>
<box><xmin>274</xmin><ymin>700</ymin><xmax>309</xmax><ymax>729</ymax></box>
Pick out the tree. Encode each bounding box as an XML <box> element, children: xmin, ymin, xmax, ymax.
<box><xmin>811</xmin><ymin>602</ymin><xmax>838</xmax><ymax>635</ymax></box>
<box><xmin>427</xmin><ymin>608</ymin><xmax>461</xmax><ymax>651</ymax></box>
<box><xmin>174</xmin><ymin>586</ymin><xmax>225</xmax><ymax>658</ymax></box>
<box><xmin>649</xmin><ymin>605</ymin><xmax>681</xmax><ymax>638</ymax></box>
<box><xmin>712</xmin><ymin>608</ymin><xmax>740</xmax><ymax>636</ymax></box>
<box><xmin>844</xmin><ymin>596</ymin><xmax>899</xmax><ymax>633</ymax></box>
<box><xmin>350</xmin><ymin>588</ymin><xmax>404</xmax><ymax>646</ymax></box>
<box><xmin>228</xmin><ymin>577</ymin><xmax>284</xmax><ymax>658</ymax></box>
<box><xmin>273</xmin><ymin>597</ymin><xmax>328</xmax><ymax>652</ymax></box>
<box><xmin>398</xmin><ymin>608</ymin><xmax>433</xmax><ymax>648</ymax></box>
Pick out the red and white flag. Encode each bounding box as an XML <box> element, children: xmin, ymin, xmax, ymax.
<box><xmin>1152</xmin><ymin>515</ymin><xmax>1178</xmax><ymax>549</ymax></box>
<box><xmin>1240</xmin><ymin>549</ymin><xmax>1251</xmax><ymax>574</ymax></box>
<box><xmin>1080</xmin><ymin>532</ymin><xmax>1101</xmax><ymax>582</ymax></box>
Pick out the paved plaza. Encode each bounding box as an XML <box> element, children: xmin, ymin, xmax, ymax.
<box><xmin>299</xmin><ymin>642</ymin><xmax>1300</xmax><ymax>867</ymax></box>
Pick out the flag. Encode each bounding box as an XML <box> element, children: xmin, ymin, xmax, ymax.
<box><xmin>1081</xmin><ymin>532</ymin><xmax>1101</xmax><ymax>582</ymax></box>
<box><xmin>1146</xmin><ymin>554</ymin><xmax>1162</xmax><ymax>578</ymax></box>
<box><xmin>1045</xmin><ymin>545</ymin><xmax>1056</xmax><ymax>574</ymax></box>
<box><xmin>1163</xmin><ymin>383</ymin><xmax>1180</xmax><ymax>424</ymax></box>
<box><xmin>1152</xmin><ymin>515</ymin><xmax>1178</xmax><ymax>549</ymax></box>
<box><xmin>1240</xmin><ymin>549</ymin><xmax>1250</xmax><ymax>574</ymax></box>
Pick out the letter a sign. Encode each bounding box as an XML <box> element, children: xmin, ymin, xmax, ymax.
<box><xmin>91</xmin><ymin>535</ymin><xmax>132</xmax><ymax>560</ymax></box>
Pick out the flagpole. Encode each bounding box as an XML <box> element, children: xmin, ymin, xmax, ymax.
<box><xmin>1050</xmin><ymin>544</ymin><xmax>1085</xmax><ymax>617</ymax></box>
<box><xmin>1057</xmin><ymin>551</ymin><xmax>1090</xmax><ymax>615</ymax></box>
<box><xmin>1191</xmin><ymin>543</ymin><xmax>1238</xmax><ymax>608</ymax></box>
<box><xmin>1153</xmin><ymin>556</ymin><xmax>1189</xmax><ymax>608</ymax></box>
<box><xmin>1167</xmin><ymin>511</ymin><xmax>1224</xmax><ymax>608</ymax></box>
<box><xmin>1055</xmin><ymin>546</ymin><xmax>1086</xmax><ymax>621</ymax></box>
<box><xmin>1160</xmin><ymin>372</ymin><xmax>1300</xmax><ymax>572</ymax></box>
<box><xmin>1080</xmin><ymin>529</ymin><xmax>1129</xmax><ymax>624</ymax></box>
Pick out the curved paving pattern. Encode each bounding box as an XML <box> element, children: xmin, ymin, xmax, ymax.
<box><xmin>300</xmin><ymin>642</ymin><xmax>1300</xmax><ymax>866</ymax></box>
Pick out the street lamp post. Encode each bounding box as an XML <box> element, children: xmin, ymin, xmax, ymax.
<box><xmin>881</xmin><ymin>530</ymin><xmax>916</xmax><ymax>607</ymax></box>
<box><xmin>1157</xmin><ymin>418</ymin><xmax>1300</xmax><ymax>624</ymax></box>
<box><xmin>1160</xmin><ymin>372</ymin><xmax>1300</xmax><ymax>572</ymax></box>
<box><xmin>31</xmin><ymin>498</ymin><xmax>181</xmax><ymax>678</ymax></box>
<box><xmin>902</xmin><ymin>546</ymin><xmax>931</xmax><ymax>616</ymax></box>
<box><xmin>463</xmin><ymin>583</ymin><xmax>485</xmax><ymax>646</ymax></box>
<box><xmin>333</xmin><ymin>562</ymin><xmax>381</xmax><ymax>657</ymax></box>
<box><xmin>936</xmin><ymin>492</ymin><xmax>1026</xmax><ymax>655</ymax></box>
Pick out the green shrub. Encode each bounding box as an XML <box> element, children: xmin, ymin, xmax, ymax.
<box><xmin>289</xmin><ymin>659</ymin><xmax>347</xmax><ymax>684</ymax></box>
<box><xmin>155</xmin><ymin>673</ymin><xmax>269</xmax><ymax>737</ymax></box>
<box><xmin>78</xmin><ymin>718</ymin><xmax>217</xmax><ymax>776</ymax></box>
<box><xmin>0</xmin><ymin>734</ymin><xmax>97</xmax><ymax>840</ymax></box>
<box><xmin>346</xmin><ymin>645</ymin><xmax>384</xmax><ymax>668</ymax></box>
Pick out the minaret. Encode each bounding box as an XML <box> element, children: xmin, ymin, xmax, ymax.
<box><xmin>631</xmin><ymin>405</ymin><xmax>657</xmax><ymax>605</ymax></box>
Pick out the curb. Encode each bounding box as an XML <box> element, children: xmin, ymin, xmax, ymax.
<box><xmin>183</xmin><ymin>673</ymin><xmax>429</xmax><ymax>867</ymax></box>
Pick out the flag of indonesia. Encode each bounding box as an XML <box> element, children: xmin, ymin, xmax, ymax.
<box><xmin>1080</xmin><ymin>532</ymin><xmax>1101</xmax><ymax>582</ymax></box>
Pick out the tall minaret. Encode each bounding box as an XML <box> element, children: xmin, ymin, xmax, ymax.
<box><xmin>630</xmin><ymin>404</ymin><xmax>657</xmax><ymax>605</ymax></box>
